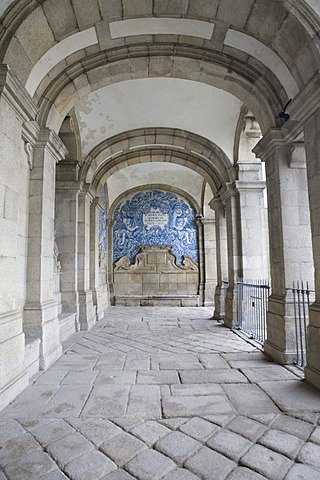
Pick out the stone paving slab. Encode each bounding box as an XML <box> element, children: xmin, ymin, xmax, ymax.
<box><xmin>1</xmin><ymin>307</ymin><xmax>320</xmax><ymax>480</ymax></box>
<box><xmin>155</xmin><ymin>431</ymin><xmax>201</xmax><ymax>465</ymax></box>
<box><xmin>162</xmin><ymin>394</ymin><xmax>235</xmax><ymax>417</ymax></box>
<box><xmin>131</xmin><ymin>420</ymin><xmax>171</xmax><ymax>446</ymax></box>
<box><xmin>180</xmin><ymin>369</ymin><xmax>248</xmax><ymax>384</ymax></box>
<box><xmin>240</xmin><ymin>444</ymin><xmax>293</xmax><ymax>479</ymax></box>
<box><xmin>41</xmin><ymin>385</ymin><xmax>92</xmax><ymax>418</ymax></box>
<box><xmin>81</xmin><ymin>385</ymin><xmax>130</xmax><ymax>417</ymax></box>
<box><xmin>240</xmin><ymin>366</ymin><xmax>298</xmax><ymax>383</ymax></box>
<box><xmin>3</xmin><ymin>450</ymin><xmax>57</xmax><ymax>480</ymax></box>
<box><xmin>222</xmin><ymin>384</ymin><xmax>280</xmax><ymax>414</ymax></box>
<box><xmin>184</xmin><ymin>446</ymin><xmax>236</xmax><ymax>480</ymax></box>
<box><xmin>259</xmin><ymin>380</ymin><xmax>320</xmax><ymax>412</ymax></box>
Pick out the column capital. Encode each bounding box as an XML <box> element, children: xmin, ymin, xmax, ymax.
<box><xmin>289</xmin><ymin>141</ymin><xmax>306</xmax><ymax>169</ymax></box>
<box><xmin>91</xmin><ymin>196</ymin><xmax>104</xmax><ymax>209</ymax></box>
<box><xmin>219</xmin><ymin>182</ymin><xmax>238</xmax><ymax>205</ymax></box>
<box><xmin>79</xmin><ymin>182</ymin><xmax>96</xmax><ymax>201</ymax></box>
<box><xmin>209</xmin><ymin>195</ymin><xmax>225</xmax><ymax>214</ymax></box>
<box><xmin>235</xmin><ymin>180</ymin><xmax>266</xmax><ymax>192</ymax></box>
<box><xmin>252</xmin><ymin>129</ymin><xmax>290</xmax><ymax>161</ymax></box>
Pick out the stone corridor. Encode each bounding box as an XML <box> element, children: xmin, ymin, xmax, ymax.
<box><xmin>1</xmin><ymin>307</ymin><xmax>320</xmax><ymax>480</ymax></box>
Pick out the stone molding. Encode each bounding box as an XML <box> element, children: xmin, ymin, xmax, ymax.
<box><xmin>208</xmin><ymin>196</ymin><xmax>225</xmax><ymax>214</ymax></box>
<box><xmin>0</xmin><ymin>64</ymin><xmax>38</xmax><ymax>121</ymax></box>
<box><xmin>34</xmin><ymin>128</ymin><xmax>68</xmax><ymax>163</ymax></box>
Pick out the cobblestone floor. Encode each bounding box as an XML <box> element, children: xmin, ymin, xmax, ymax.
<box><xmin>1</xmin><ymin>307</ymin><xmax>320</xmax><ymax>480</ymax></box>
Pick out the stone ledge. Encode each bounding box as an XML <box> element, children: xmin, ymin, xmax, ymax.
<box><xmin>115</xmin><ymin>295</ymin><xmax>199</xmax><ymax>307</ymax></box>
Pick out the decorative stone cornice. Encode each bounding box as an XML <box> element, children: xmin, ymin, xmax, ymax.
<box><xmin>219</xmin><ymin>182</ymin><xmax>238</xmax><ymax>205</ymax></box>
<box><xmin>0</xmin><ymin>65</ymin><xmax>38</xmax><ymax>121</ymax></box>
<box><xmin>252</xmin><ymin>129</ymin><xmax>289</xmax><ymax>162</ymax></box>
<box><xmin>289</xmin><ymin>69</ymin><xmax>320</xmax><ymax>125</ymax></box>
<box><xmin>209</xmin><ymin>195</ymin><xmax>225</xmax><ymax>213</ymax></box>
<box><xmin>235</xmin><ymin>180</ymin><xmax>266</xmax><ymax>192</ymax></box>
<box><xmin>34</xmin><ymin>128</ymin><xmax>68</xmax><ymax>163</ymax></box>
<box><xmin>79</xmin><ymin>181</ymin><xmax>96</xmax><ymax>201</ymax></box>
<box><xmin>289</xmin><ymin>142</ymin><xmax>306</xmax><ymax>169</ymax></box>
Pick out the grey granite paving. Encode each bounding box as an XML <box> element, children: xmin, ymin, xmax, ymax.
<box><xmin>0</xmin><ymin>306</ymin><xmax>320</xmax><ymax>480</ymax></box>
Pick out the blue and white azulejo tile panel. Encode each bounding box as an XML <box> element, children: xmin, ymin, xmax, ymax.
<box><xmin>113</xmin><ymin>190</ymin><xmax>199</xmax><ymax>265</ymax></box>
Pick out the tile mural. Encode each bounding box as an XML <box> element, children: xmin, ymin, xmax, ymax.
<box><xmin>113</xmin><ymin>190</ymin><xmax>199</xmax><ymax>265</ymax></box>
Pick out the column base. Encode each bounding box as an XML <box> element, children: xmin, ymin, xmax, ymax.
<box><xmin>24</xmin><ymin>300</ymin><xmax>62</xmax><ymax>370</ymax></box>
<box><xmin>95</xmin><ymin>285</ymin><xmax>110</xmax><ymax>320</ymax></box>
<box><xmin>79</xmin><ymin>290</ymin><xmax>96</xmax><ymax>330</ymax></box>
<box><xmin>263</xmin><ymin>339</ymin><xmax>296</xmax><ymax>365</ymax></box>
<box><xmin>224</xmin><ymin>285</ymin><xmax>238</xmax><ymax>328</ymax></box>
<box><xmin>0</xmin><ymin>371</ymin><xmax>29</xmax><ymax>412</ymax></box>
<box><xmin>0</xmin><ymin>310</ymin><xmax>29</xmax><ymax>411</ymax></box>
<box><xmin>304</xmin><ymin>365</ymin><xmax>320</xmax><ymax>391</ymax></box>
<box><xmin>213</xmin><ymin>284</ymin><xmax>225</xmax><ymax>320</ymax></box>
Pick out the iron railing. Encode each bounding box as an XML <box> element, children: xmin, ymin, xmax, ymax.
<box><xmin>236</xmin><ymin>278</ymin><xmax>270</xmax><ymax>345</ymax></box>
<box><xmin>288</xmin><ymin>281</ymin><xmax>314</xmax><ymax>369</ymax></box>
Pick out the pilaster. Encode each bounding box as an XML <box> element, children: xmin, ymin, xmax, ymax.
<box><xmin>209</xmin><ymin>196</ymin><xmax>228</xmax><ymax>320</ymax></box>
<box><xmin>253</xmin><ymin>130</ymin><xmax>314</xmax><ymax>364</ymax></box>
<box><xmin>303</xmin><ymin>106</ymin><xmax>320</xmax><ymax>390</ymax></box>
<box><xmin>202</xmin><ymin>217</ymin><xmax>217</xmax><ymax>307</ymax></box>
<box><xmin>78</xmin><ymin>183</ymin><xmax>96</xmax><ymax>330</ymax></box>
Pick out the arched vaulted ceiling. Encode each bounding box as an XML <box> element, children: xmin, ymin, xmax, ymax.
<box><xmin>1</xmin><ymin>0</ymin><xmax>320</xmax><ymax>203</ymax></box>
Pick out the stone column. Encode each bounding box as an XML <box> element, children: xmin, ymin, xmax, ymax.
<box><xmin>202</xmin><ymin>217</ymin><xmax>217</xmax><ymax>307</ymax></box>
<box><xmin>197</xmin><ymin>217</ymin><xmax>205</xmax><ymax>306</ymax></box>
<box><xmin>304</xmin><ymin>107</ymin><xmax>320</xmax><ymax>389</ymax></box>
<box><xmin>78</xmin><ymin>183</ymin><xmax>96</xmax><ymax>330</ymax></box>
<box><xmin>253</xmin><ymin>131</ymin><xmax>314</xmax><ymax>364</ymax></box>
<box><xmin>107</xmin><ymin>218</ymin><xmax>116</xmax><ymax>305</ymax></box>
<box><xmin>24</xmin><ymin>129</ymin><xmax>68</xmax><ymax>369</ymax></box>
<box><xmin>55</xmin><ymin>174</ymin><xmax>80</xmax><ymax>328</ymax></box>
<box><xmin>235</xmin><ymin>163</ymin><xmax>269</xmax><ymax>279</ymax></box>
<box><xmin>210</xmin><ymin>197</ymin><xmax>228</xmax><ymax>320</ymax></box>
<box><xmin>219</xmin><ymin>184</ymin><xmax>243</xmax><ymax>328</ymax></box>
<box><xmin>90</xmin><ymin>197</ymin><xmax>105</xmax><ymax>320</ymax></box>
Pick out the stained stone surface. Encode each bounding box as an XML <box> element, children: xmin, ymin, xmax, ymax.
<box><xmin>0</xmin><ymin>306</ymin><xmax>320</xmax><ymax>480</ymax></box>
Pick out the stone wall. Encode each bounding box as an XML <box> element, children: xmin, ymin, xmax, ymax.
<box><xmin>0</xmin><ymin>67</ymin><xmax>39</xmax><ymax>410</ymax></box>
<box><xmin>114</xmin><ymin>245</ymin><xmax>199</xmax><ymax>306</ymax></box>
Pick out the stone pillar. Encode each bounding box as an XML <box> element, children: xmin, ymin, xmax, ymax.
<box><xmin>55</xmin><ymin>175</ymin><xmax>80</xmax><ymax>327</ymax></box>
<box><xmin>253</xmin><ymin>131</ymin><xmax>314</xmax><ymax>364</ymax></box>
<box><xmin>90</xmin><ymin>197</ymin><xmax>106</xmax><ymax>320</ymax></box>
<box><xmin>235</xmin><ymin>163</ymin><xmax>269</xmax><ymax>279</ymax></box>
<box><xmin>24</xmin><ymin>129</ymin><xmax>68</xmax><ymax>369</ymax></box>
<box><xmin>304</xmin><ymin>107</ymin><xmax>320</xmax><ymax>389</ymax></box>
<box><xmin>220</xmin><ymin>184</ymin><xmax>243</xmax><ymax>328</ymax></box>
<box><xmin>78</xmin><ymin>183</ymin><xmax>96</xmax><ymax>330</ymax></box>
<box><xmin>108</xmin><ymin>218</ymin><xmax>116</xmax><ymax>305</ymax></box>
<box><xmin>210</xmin><ymin>197</ymin><xmax>228</xmax><ymax>320</ymax></box>
<box><xmin>197</xmin><ymin>217</ymin><xmax>205</xmax><ymax>306</ymax></box>
<box><xmin>202</xmin><ymin>217</ymin><xmax>217</xmax><ymax>307</ymax></box>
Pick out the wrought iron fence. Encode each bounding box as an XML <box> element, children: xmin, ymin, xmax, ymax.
<box><xmin>288</xmin><ymin>281</ymin><xmax>314</xmax><ymax>369</ymax></box>
<box><xmin>236</xmin><ymin>278</ymin><xmax>270</xmax><ymax>345</ymax></box>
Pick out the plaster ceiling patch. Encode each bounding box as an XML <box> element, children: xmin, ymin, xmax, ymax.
<box><xmin>305</xmin><ymin>0</ymin><xmax>320</xmax><ymax>16</ymax></box>
<box><xmin>224</xmin><ymin>29</ymin><xmax>299</xmax><ymax>98</ymax></box>
<box><xmin>0</xmin><ymin>0</ymin><xmax>13</xmax><ymax>17</ymax></box>
<box><xmin>26</xmin><ymin>27</ymin><xmax>98</xmax><ymax>96</ymax></box>
<box><xmin>107</xmin><ymin>162</ymin><xmax>204</xmax><ymax>207</ymax></box>
<box><xmin>75</xmin><ymin>78</ymin><xmax>242</xmax><ymax>160</ymax></box>
<box><xmin>110</xmin><ymin>18</ymin><xmax>214</xmax><ymax>40</ymax></box>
